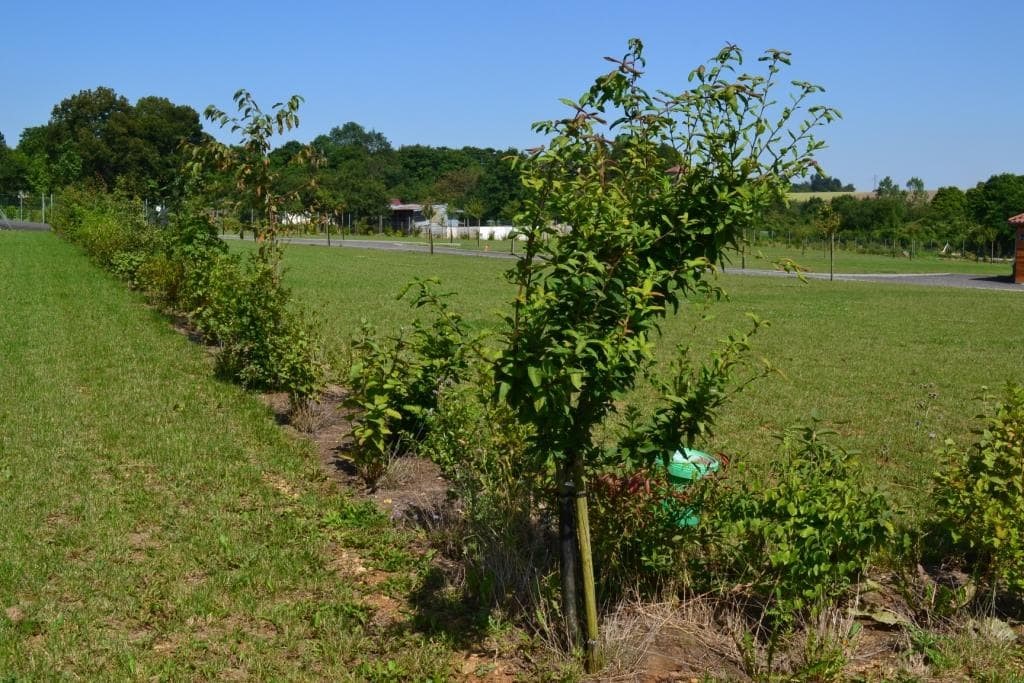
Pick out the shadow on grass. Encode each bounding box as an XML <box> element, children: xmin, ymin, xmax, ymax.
<box><xmin>398</xmin><ymin>564</ymin><xmax>494</xmax><ymax>650</ymax></box>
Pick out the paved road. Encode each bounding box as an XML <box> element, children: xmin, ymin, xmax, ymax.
<box><xmin>1</xmin><ymin>220</ymin><xmax>51</xmax><ymax>231</ymax></box>
<box><xmin>226</xmin><ymin>234</ymin><xmax>519</xmax><ymax>260</ymax></box>
<box><xmin>723</xmin><ymin>267</ymin><xmax>1024</xmax><ymax>292</ymax></box>
<box><xmin>226</xmin><ymin>235</ymin><xmax>1024</xmax><ymax>292</ymax></box>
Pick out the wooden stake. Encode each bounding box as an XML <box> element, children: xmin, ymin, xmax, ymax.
<box><xmin>573</xmin><ymin>461</ymin><xmax>600</xmax><ymax>673</ymax></box>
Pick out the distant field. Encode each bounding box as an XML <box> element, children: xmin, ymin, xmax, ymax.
<box><xmin>259</xmin><ymin>241</ymin><xmax>1023</xmax><ymax>512</ymax></box>
<box><xmin>786</xmin><ymin>190</ymin><xmax>938</xmax><ymax>202</ymax></box>
<box><xmin>729</xmin><ymin>243</ymin><xmax>1010</xmax><ymax>275</ymax></box>
<box><xmin>268</xmin><ymin>232</ymin><xmax>1010</xmax><ymax>276</ymax></box>
<box><xmin>0</xmin><ymin>232</ymin><xmax>456</xmax><ymax>679</ymax></box>
<box><xmin>786</xmin><ymin>191</ymin><xmax>870</xmax><ymax>202</ymax></box>
<box><xmin>266</xmin><ymin>230</ymin><xmax>523</xmax><ymax>255</ymax></box>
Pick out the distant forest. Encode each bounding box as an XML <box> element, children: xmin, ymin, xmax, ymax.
<box><xmin>2</xmin><ymin>87</ymin><xmax>1022</xmax><ymax>255</ymax></box>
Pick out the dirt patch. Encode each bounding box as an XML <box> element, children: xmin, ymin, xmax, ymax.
<box><xmin>127</xmin><ymin>529</ymin><xmax>162</xmax><ymax>551</ymax></box>
<box><xmin>363</xmin><ymin>593</ymin><xmax>406</xmax><ymax>628</ymax></box>
<box><xmin>261</xmin><ymin>472</ymin><xmax>300</xmax><ymax>500</ymax></box>
<box><xmin>323</xmin><ymin>542</ymin><xmax>392</xmax><ymax>592</ymax></box>
<box><xmin>373</xmin><ymin>456</ymin><xmax>451</xmax><ymax>524</ymax></box>
<box><xmin>261</xmin><ymin>385</ymin><xmax>454</xmax><ymax>527</ymax></box>
<box><xmin>596</xmin><ymin>594</ymin><xmax>935</xmax><ymax>682</ymax></box>
<box><xmin>459</xmin><ymin>653</ymin><xmax>520</xmax><ymax>681</ymax></box>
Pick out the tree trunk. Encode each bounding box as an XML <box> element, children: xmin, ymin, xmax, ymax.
<box><xmin>558</xmin><ymin>464</ymin><xmax>581</xmax><ymax>649</ymax></box>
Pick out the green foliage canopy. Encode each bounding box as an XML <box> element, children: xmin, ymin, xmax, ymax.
<box><xmin>496</xmin><ymin>40</ymin><xmax>837</xmax><ymax>469</ymax></box>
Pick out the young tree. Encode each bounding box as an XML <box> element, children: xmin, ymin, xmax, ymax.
<box><xmin>817</xmin><ymin>203</ymin><xmax>841</xmax><ymax>278</ymax></box>
<box><xmin>193</xmin><ymin>90</ymin><xmax>313</xmax><ymax>253</ymax></box>
<box><xmin>495</xmin><ymin>40</ymin><xmax>837</xmax><ymax>668</ymax></box>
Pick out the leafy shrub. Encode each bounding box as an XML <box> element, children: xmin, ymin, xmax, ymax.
<box><xmin>420</xmin><ymin>376</ymin><xmax>550</xmax><ymax>605</ymax></box>
<box><xmin>110</xmin><ymin>249</ymin><xmax>148</xmax><ymax>287</ymax></box>
<box><xmin>934</xmin><ymin>384</ymin><xmax>1024</xmax><ymax>592</ymax></box>
<box><xmin>134</xmin><ymin>252</ymin><xmax>179</xmax><ymax>301</ymax></box>
<box><xmin>52</xmin><ymin>188</ymin><xmax>154</xmax><ymax>269</ymax></box>
<box><xmin>192</xmin><ymin>248</ymin><xmax>323</xmax><ymax>401</ymax></box>
<box><xmin>588</xmin><ymin>466</ymin><xmax>701</xmax><ymax>596</ymax></box>
<box><xmin>699</xmin><ymin>423</ymin><xmax>894</xmax><ymax>625</ymax></box>
<box><xmin>584</xmin><ymin>316</ymin><xmax>771</xmax><ymax>598</ymax></box>
<box><xmin>346</xmin><ymin>279</ymin><xmax>484</xmax><ymax>484</ymax></box>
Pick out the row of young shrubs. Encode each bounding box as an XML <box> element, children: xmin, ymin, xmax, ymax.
<box><xmin>49</xmin><ymin>186</ymin><xmax>1024</xmax><ymax>663</ymax></box>
<box><xmin>51</xmin><ymin>188</ymin><xmax>322</xmax><ymax>403</ymax></box>
<box><xmin>346</xmin><ymin>284</ymin><xmax>1024</xmax><ymax>643</ymax></box>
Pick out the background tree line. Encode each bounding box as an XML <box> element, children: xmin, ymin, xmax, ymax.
<box><xmin>4</xmin><ymin>86</ymin><xmax>1023</xmax><ymax>248</ymax></box>
<box><xmin>770</xmin><ymin>173</ymin><xmax>1024</xmax><ymax>259</ymax></box>
<box><xmin>1</xmin><ymin>87</ymin><xmax>525</xmax><ymax>228</ymax></box>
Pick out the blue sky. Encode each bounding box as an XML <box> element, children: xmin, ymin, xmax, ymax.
<box><xmin>3</xmin><ymin>0</ymin><xmax>1022</xmax><ymax>190</ymax></box>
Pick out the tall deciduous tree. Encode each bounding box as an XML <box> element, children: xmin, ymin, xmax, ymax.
<box><xmin>47</xmin><ymin>86</ymin><xmax>131</xmax><ymax>186</ymax></box>
<box><xmin>966</xmin><ymin>173</ymin><xmax>1024</xmax><ymax>256</ymax></box>
<box><xmin>928</xmin><ymin>186</ymin><xmax>969</xmax><ymax>249</ymax></box>
<box><xmin>106</xmin><ymin>96</ymin><xmax>204</xmax><ymax>197</ymax></box>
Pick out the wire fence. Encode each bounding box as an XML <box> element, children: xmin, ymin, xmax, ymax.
<box><xmin>0</xmin><ymin>193</ymin><xmax>56</xmax><ymax>224</ymax></box>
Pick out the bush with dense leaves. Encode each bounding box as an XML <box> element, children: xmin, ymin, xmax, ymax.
<box><xmin>934</xmin><ymin>384</ymin><xmax>1024</xmax><ymax>593</ymax></box>
<box><xmin>697</xmin><ymin>423</ymin><xmax>895</xmax><ymax>625</ymax></box>
<box><xmin>345</xmin><ymin>279</ymin><xmax>484</xmax><ymax>484</ymax></box>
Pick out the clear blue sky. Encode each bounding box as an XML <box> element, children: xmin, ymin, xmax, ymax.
<box><xmin>4</xmin><ymin>0</ymin><xmax>1022</xmax><ymax>190</ymax></box>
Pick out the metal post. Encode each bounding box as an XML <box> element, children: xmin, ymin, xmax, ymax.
<box><xmin>830</xmin><ymin>232</ymin><xmax>835</xmax><ymax>281</ymax></box>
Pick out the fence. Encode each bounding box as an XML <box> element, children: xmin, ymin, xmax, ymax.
<box><xmin>0</xmin><ymin>193</ymin><xmax>56</xmax><ymax>225</ymax></box>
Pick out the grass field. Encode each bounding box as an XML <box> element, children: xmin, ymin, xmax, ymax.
<box><xmin>5</xmin><ymin>227</ymin><xmax>1022</xmax><ymax>678</ymax></box>
<box><xmin>270</xmin><ymin>231</ymin><xmax>1012</xmax><ymax>277</ymax></box>
<box><xmin>734</xmin><ymin>242</ymin><xmax>1010</xmax><ymax>275</ymax></box>
<box><xmin>0</xmin><ymin>232</ymin><xmax>464</xmax><ymax>679</ymax></box>
<box><xmin>263</xmin><ymin>240</ymin><xmax>1023</xmax><ymax>512</ymax></box>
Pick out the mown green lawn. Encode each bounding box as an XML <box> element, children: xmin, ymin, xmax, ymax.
<box><xmin>264</xmin><ymin>241</ymin><xmax>1023</xmax><ymax>512</ymax></box>
<box><xmin>732</xmin><ymin>242</ymin><xmax>1009</xmax><ymax>275</ymax></box>
<box><xmin>0</xmin><ymin>232</ymin><xmax>459</xmax><ymax>679</ymax></box>
<box><xmin>271</xmin><ymin>231</ymin><xmax>1011</xmax><ymax>276</ymax></box>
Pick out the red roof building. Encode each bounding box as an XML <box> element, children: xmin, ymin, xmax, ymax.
<box><xmin>1011</xmin><ymin>213</ymin><xmax>1024</xmax><ymax>284</ymax></box>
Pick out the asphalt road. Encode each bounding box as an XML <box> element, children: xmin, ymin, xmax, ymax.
<box><xmin>227</xmin><ymin>234</ymin><xmax>519</xmax><ymax>260</ymax></box>
<box><xmin>1</xmin><ymin>220</ymin><xmax>51</xmax><ymax>231</ymax></box>
<box><xmin>230</xmin><ymin>234</ymin><xmax>1024</xmax><ymax>292</ymax></box>
<box><xmin>722</xmin><ymin>267</ymin><xmax>1024</xmax><ymax>292</ymax></box>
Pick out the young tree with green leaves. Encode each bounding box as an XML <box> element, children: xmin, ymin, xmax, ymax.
<box><xmin>184</xmin><ymin>90</ymin><xmax>324</xmax><ymax>404</ymax></box>
<box><xmin>494</xmin><ymin>40</ymin><xmax>837</xmax><ymax>669</ymax></box>
<box><xmin>192</xmin><ymin>90</ymin><xmax>313</xmax><ymax>253</ymax></box>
